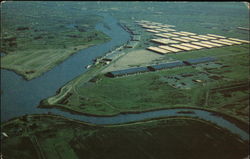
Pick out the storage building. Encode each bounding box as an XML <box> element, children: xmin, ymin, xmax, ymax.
<box><xmin>191</xmin><ymin>42</ymin><xmax>215</xmax><ymax>48</ymax></box>
<box><xmin>219</xmin><ymin>39</ymin><xmax>242</xmax><ymax>44</ymax></box>
<box><xmin>207</xmin><ymin>34</ymin><xmax>226</xmax><ymax>38</ymax></box>
<box><xmin>190</xmin><ymin>36</ymin><xmax>209</xmax><ymax>40</ymax></box>
<box><xmin>200</xmin><ymin>41</ymin><xmax>223</xmax><ymax>47</ymax></box>
<box><xmin>146</xmin><ymin>29</ymin><xmax>159</xmax><ymax>33</ymax></box>
<box><xmin>162</xmin><ymin>33</ymin><xmax>179</xmax><ymax>37</ymax></box>
<box><xmin>147</xmin><ymin>46</ymin><xmax>171</xmax><ymax>54</ymax></box>
<box><xmin>181</xmin><ymin>37</ymin><xmax>199</xmax><ymax>42</ymax></box>
<box><xmin>210</xmin><ymin>40</ymin><xmax>233</xmax><ymax>45</ymax></box>
<box><xmin>171</xmin><ymin>44</ymin><xmax>194</xmax><ymax>51</ymax></box>
<box><xmin>148</xmin><ymin>61</ymin><xmax>185</xmax><ymax>71</ymax></box>
<box><xmin>180</xmin><ymin>43</ymin><xmax>203</xmax><ymax>49</ymax></box>
<box><xmin>198</xmin><ymin>35</ymin><xmax>217</xmax><ymax>40</ymax></box>
<box><xmin>159</xmin><ymin>45</ymin><xmax>182</xmax><ymax>52</ymax></box>
<box><xmin>172</xmin><ymin>38</ymin><xmax>190</xmax><ymax>43</ymax></box>
<box><xmin>228</xmin><ymin>38</ymin><xmax>250</xmax><ymax>43</ymax></box>
<box><xmin>183</xmin><ymin>57</ymin><xmax>216</xmax><ymax>65</ymax></box>
<box><xmin>180</xmin><ymin>31</ymin><xmax>197</xmax><ymax>35</ymax></box>
<box><xmin>105</xmin><ymin>67</ymin><xmax>149</xmax><ymax>78</ymax></box>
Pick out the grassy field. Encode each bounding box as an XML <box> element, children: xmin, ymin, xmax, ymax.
<box><xmin>1</xmin><ymin>114</ymin><xmax>248</xmax><ymax>159</ymax></box>
<box><xmin>0</xmin><ymin>2</ymin><xmax>110</xmax><ymax>80</ymax></box>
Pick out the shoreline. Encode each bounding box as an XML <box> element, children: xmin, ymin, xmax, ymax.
<box><xmin>38</xmin><ymin>103</ymin><xmax>249</xmax><ymax>133</ymax></box>
<box><xmin>0</xmin><ymin>40</ymin><xmax>109</xmax><ymax>81</ymax></box>
<box><xmin>2</xmin><ymin>112</ymin><xmax>249</xmax><ymax>142</ymax></box>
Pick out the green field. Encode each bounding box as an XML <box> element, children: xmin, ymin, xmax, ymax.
<box><xmin>1</xmin><ymin>115</ymin><xmax>248</xmax><ymax>159</ymax></box>
<box><xmin>0</xmin><ymin>2</ymin><xmax>110</xmax><ymax>80</ymax></box>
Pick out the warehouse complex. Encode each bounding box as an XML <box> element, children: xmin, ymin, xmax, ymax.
<box><xmin>135</xmin><ymin>20</ymin><xmax>249</xmax><ymax>55</ymax></box>
<box><xmin>106</xmin><ymin>57</ymin><xmax>216</xmax><ymax>78</ymax></box>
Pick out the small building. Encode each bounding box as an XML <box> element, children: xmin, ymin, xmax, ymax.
<box><xmin>148</xmin><ymin>61</ymin><xmax>185</xmax><ymax>71</ymax></box>
<box><xmin>105</xmin><ymin>67</ymin><xmax>149</xmax><ymax>78</ymax></box>
<box><xmin>183</xmin><ymin>57</ymin><xmax>216</xmax><ymax>65</ymax></box>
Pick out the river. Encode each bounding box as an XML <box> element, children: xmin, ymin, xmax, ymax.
<box><xmin>0</xmin><ymin>14</ymin><xmax>249</xmax><ymax>141</ymax></box>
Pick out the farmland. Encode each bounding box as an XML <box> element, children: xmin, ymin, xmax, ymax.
<box><xmin>1</xmin><ymin>114</ymin><xmax>248</xmax><ymax>159</ymax></box>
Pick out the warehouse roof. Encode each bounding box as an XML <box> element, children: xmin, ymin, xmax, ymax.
<box><xmin>106</xmin><ymin>67</ymin><xmax>149</xmax><ymax>77</ymax></box>
<box><xmin>183</xmin><ymin>57</ymin><xmax>216</xmax><ymax>65</ymax></box>
<box><xmin>147</xmin><ymin>46</ymin><xmax>171</xmax><ymax>54</ymax></box>
<box><xmin>148</xmin><ymin>61</ymin><xmax>185</xmax><ymax>71</ymax></box>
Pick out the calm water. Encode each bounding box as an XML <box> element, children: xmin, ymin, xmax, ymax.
<box><xmin>0</xmin><ymin>14</ymin><xmax>248</xmax><ymax>141</ymax></box>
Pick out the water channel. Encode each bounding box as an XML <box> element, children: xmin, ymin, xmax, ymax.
<box><xmin>1</xmin><ymin>14</ymin><xmax>249</xmax><ymax>141</ymax></box>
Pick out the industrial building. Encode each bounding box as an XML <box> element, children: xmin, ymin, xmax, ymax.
<box><xmin>148</xmin><ymin>61</ymin><xmax>185</xmax><ymax>71</ymax></box>
<box><xmin>183</xmin><ymin>57</ymin><xmax>216</xmax><ymax>65</ymax></box>
<box><xmin>105</xmin><ymin>66</ymin><xmax>149</xmax><ymax>77</ymax></box>
<box><xmin>105</xmin><ymin>57</ymin><xmax>218</xmax><ymax>78</ymax></box>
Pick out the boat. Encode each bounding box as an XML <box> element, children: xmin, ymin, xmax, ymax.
<box><xmin>85</xmin><ymin>65</ymin><xmax>92</xmax><ymax>69</ymax></box>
